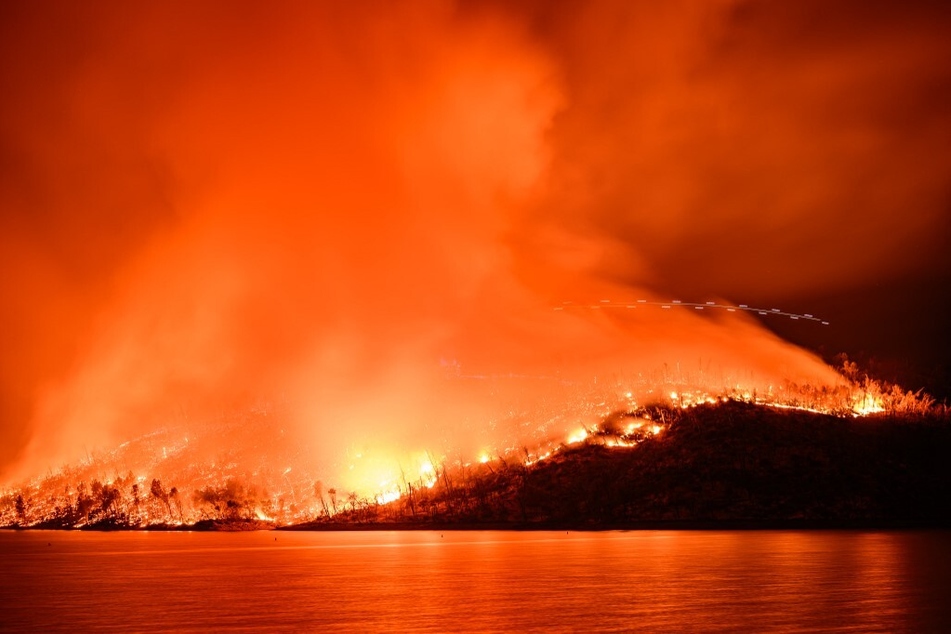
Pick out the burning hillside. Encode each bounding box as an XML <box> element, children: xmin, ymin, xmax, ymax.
<box><xmin>2</xmin><ymin>3</ymin><xmax>949</xmax><ymax>532</ymax></box>
<box><xmin>2</xmin><ymin>363</ymin><xmax>940</xmax><ymax>530</ymax></box>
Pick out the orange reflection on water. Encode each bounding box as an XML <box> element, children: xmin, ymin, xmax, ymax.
<box><xmin>4</xmin><ymin>530</ymin><xmax>949</xmax><ymax>631</ymax></box>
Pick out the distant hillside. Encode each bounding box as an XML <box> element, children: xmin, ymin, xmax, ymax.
<box><xmin>289</xmin><ymin>401</ymin><xmax>951</xmax><ymax>529</ymax></box>
<box><xmin>5</xmin><ymin>400</ymin><xmax>950</xmax><ymax>531</ymax></box>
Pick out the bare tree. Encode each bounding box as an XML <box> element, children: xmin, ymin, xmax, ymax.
<box><xmin>150</xmin><ymin>479</ymin><xmax>171</xmax><ymax>521</ymax></box>
<box><xmin>131</xmin><ymin>483</ymin><xmax>141</xmax><ymax>524</ymax></box>
<box><xmin>314</xmin><ymin>481</ymin><xmax>330</xmax><ymax>517</ymax></box>
<box><xmin>14</xmin><ymin>494</ymin><xmax>27</xmax><ymax>525</ymax></box>
<box><xmin>169</xmin><ymin>487</ymin><xmax>183</xmax><ymax>523</ymax></box>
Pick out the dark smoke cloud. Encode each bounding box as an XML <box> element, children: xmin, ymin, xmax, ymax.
<box><xmin>2</xmin><ymin>1</ymin><xmax>948</xmax><ymax>485</ymax></box>
<box><xmin>516</xmin><ymin>0</ymin><xmax>951</xmax><ymax>300</ymax></box>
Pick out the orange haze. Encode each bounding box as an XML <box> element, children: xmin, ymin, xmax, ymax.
<box><xmin>2</xmin><ymin>1</ymin><xmax>950</xmax><ymax>486</ymax></box>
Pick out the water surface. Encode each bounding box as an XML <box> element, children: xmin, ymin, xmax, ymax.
<box><xmin>2</xmin><ymin>529</ymin><xmax>949</xmax><ymax>632</ymax></box>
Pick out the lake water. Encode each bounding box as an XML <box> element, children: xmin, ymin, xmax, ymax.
<box><xmin>1</xmin><ymin>530</ymin><xmax>950</xmax><ymax>632</ymax></box>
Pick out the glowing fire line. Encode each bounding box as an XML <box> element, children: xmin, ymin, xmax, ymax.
<box><xmin>0</xmin><ymin>375</ymin><xmax>924</xmax><ymax>529</ymax></box>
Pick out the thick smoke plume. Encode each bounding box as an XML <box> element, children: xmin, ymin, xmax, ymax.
<box><xmin>2</xmin><ymin>1</ymin><xmax>949</xmax><ymax>487</ymax></box>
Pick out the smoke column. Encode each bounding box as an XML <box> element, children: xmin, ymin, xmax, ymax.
<box><xmin>2</xmin><ymin>1</ymin><xmax>949</xmax><ymax>485</ymax></box>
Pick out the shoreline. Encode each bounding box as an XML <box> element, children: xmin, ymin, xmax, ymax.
<box><xmin>278</xmin><ymin>518</ymin><xmax>951</xmax><ymax>532</ymax></box>
<box><xmin>3</xmin><ymin>518</ymin><xmax>950</xmax><ymax>533</ymax></box>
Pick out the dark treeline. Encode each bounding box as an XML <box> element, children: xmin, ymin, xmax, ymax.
<box><xmin>8</xmin><ymin>473</ymin><xmax>181</xmax><ymax>530</ymax></box>
<box><xmin>293</xmin><ymin>401</ymin><xmax>951</xmax><ymax>529</ymax></box>
<box><xmin>5</xmin><ymin>474</ymin><xmax>268</xmax><ymax>530</ymax></box>
<box><xmin>5</xmin><ymin>401</ymin><xmax>950</xmax><ymax>530</ymax></box>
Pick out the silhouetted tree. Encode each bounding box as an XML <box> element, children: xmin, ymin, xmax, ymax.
<box><xmin>193</xmin><ymin>486</ymin><xmax>224</xmax><ymax>519</ymax></box>
<box><xmin>151</xmin><ymin>479</ymin><xmax>171</xmax><ymax>520</ymax></box>
<box><xmin>169</xmin><ymin>487</ymin><xmax>183</xmax><ymax>523</ymax></box>
<box><xmin>99</xmin><ymin>484</ymin><xmax>122</xmax><ymax>521</ymax></box>
<box><xmin>226</xmin><ymin>499</ymin><xmax>241</xmax><ymax>520</ymax></box>
<box><xmin>131</xmin><ymin>483</ymin><xmax>141</xmax><ymax>524</ymax></box>
<box><xmin>14</xmin><ymin>494</ymin><xmax>27</xmax><ymax>525</ymax></box>
<box><xmin>314</xmin><ymin>481</ymin><xmax>329</xmax><ymax>517</ymax></box>
<box><xmin>74</xmin><ymin>482</ymin><xmax>96</xmax><ymax>524</ymax></box>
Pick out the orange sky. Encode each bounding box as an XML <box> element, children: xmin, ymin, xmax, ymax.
<box><xmin>1</xmin><ymin>1</ymin><xmax>950</xmax><ymax>483</ymax></box>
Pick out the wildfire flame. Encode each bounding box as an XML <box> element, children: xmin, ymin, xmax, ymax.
<box><xmin>2</xmin><ymin>0</ymin><xmax>948</xmax><ymax>535</ymax></box>
<box><xmin>1</xmin><ymin>362</ymin><xmax>935</xmax><ymax>530</ymax></box>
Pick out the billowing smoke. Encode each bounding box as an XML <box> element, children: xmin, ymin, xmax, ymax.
<box><xmin>2</xmin><ymin>1</ymin><xmax>948</xmax><ymax>487</ymax></box>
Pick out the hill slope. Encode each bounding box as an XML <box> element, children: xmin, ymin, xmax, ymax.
<box><xmin>291</xmin><ymin>401</ymin><xmax>951</xmax><ymax>529</ymax></box>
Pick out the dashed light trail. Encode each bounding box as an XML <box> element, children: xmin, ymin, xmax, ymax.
<box><xmin>554</xmin><ymin>299</ymin><xmax>829</xmax><ymax>325</ymax></box>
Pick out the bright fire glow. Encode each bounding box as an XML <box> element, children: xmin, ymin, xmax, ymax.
<box><xmin>0</xmin><ymin>369</ymin><xmax>936</xmax><ymax>529</ymax></box>
<box><xmin>566</xmin><ymin>428</ymin><xmax>588</xmax><ymax>445</ymax></box>
<box><xmin>0</xmin><ymin>0</ymin><xmax>947</xmax><ymax>535</ymax></box>
<box><xmin>376</xmin><ymin>489</ymin><xmax>401</xmax><ymax>505</ymax></box>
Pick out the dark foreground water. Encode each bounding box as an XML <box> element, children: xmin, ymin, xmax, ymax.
<box><xmin>1</xmin><ymin>530</ymin><xmax>950</xmax><ymax>632</ymax></box>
